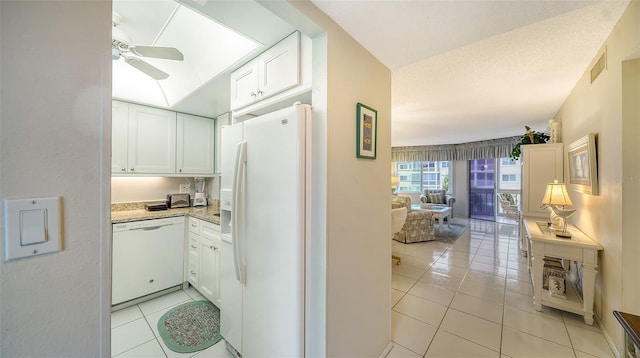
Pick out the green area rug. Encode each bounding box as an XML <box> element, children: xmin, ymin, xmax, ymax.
<box><xmin>157</xmin><ymin>300</ymin><xmax>222</xmax><ymax>353</ymax></box>
<box><xmin>433</xmin><ymin>222</ymin><xmax>469</xmax><ymax>244</ymax></box>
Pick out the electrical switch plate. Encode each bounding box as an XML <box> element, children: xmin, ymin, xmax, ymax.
<box><xmin>20</xmin><ymin>209</ymin><xmax>47</xmax><ymax>245</ymax></box>
<box><xmin>179</xmin><ymin>184</ymin><xmax>190</xmax><ymax>193</ymax></box>
<box><xmin>3</xmin><ymin>197</ymin><xmax>62</xmax><ymax>261</ymax></box>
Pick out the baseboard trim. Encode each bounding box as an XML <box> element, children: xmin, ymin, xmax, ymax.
<box><xmin>596</xmin><ymin>313</ymin><xmax>621</xmax><ymax>357</ymax></box>
<box><xmin>378</xmin><ymin>342</ymin><xmax>394</xmax><ymax>358</ymax></box>
<box><xmin>111</xmin><ymin>284</ymin><xmax>182</xmax><ymax>312</ymax></box>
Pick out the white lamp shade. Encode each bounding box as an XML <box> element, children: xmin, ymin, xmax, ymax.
<box><xmin>541</xmin><ymin>180</ymin><xmax>573</xmax><ymax>207</ymax></box>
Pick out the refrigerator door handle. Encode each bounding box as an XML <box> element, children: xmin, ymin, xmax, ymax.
<box><xmin>231</xmin><ymin>141</ymin><xmax>247</xmax><ymax>285</ymax></box>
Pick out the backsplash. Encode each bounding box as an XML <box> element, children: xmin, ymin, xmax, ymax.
<box><xmin>111</xmin><ymin>176</ymin><xmax>218</xmax><ymax>203</ymax></box>
<box><xmin>112</xmin><ymin>198</ymin><xmax>220</xmax><ymax>214</ymax></box>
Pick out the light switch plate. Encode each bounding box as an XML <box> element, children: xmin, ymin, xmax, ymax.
<box><xmin>4</xmin><ymin>197</ymin><xmax>62</xmax><ymax>261</ymax></box>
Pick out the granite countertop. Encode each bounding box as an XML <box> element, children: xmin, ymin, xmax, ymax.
<box><xmin>111</xmin><ymin>200</ymin><xmax>220</xmax><ymax>225</ymax></box>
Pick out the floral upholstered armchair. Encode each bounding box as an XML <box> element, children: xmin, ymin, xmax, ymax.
<box><xmin>419</xmin><ymin>190</ymin><xmax>456</xmax><ymax>217</ymax></box>
<box><xmin>391</xmin><ymin>196</ymin><xmax>435</xmax><ymax>243</ymax></box>
<box><xmin>497</xmin><ymin>193</ymin><xmax>520</xmax><ymax>220</ymax></box>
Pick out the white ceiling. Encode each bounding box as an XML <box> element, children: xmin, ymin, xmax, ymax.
<box><xmin>112</xmin><ymin>1</ymin><xmax>630</xmax><ymax>145</ymax></box>
<box><xmin>111</xmin><ymin>0</ymin><xmax>295</xmax><ymax>118</ymax></box>
<box><xmin>311</xmin><ymin>0</ymin><xmax>631</xmax><ymax>146</ymax></box>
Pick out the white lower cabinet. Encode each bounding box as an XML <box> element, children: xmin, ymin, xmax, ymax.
<box><xmin>187</xmin><ymin>236</ymin><xmax>199</xmax><ymax>287</ymax></box>
<box><xmin>198</xmin><ymin>236</ymin><xmax>219</xmax><ymax>302</ymax></box>
<box><xmin>187</xmin><ymin>217</ymin><xmax>221</xmax><ymax>306</ymax></box>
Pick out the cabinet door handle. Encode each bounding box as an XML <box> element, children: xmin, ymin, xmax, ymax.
<box><xmin>191</xmin><ymin>271</ymin><xmax>196</xmax><ymax>275</ymax></box>
<box><xmin>121</xmin><ymin>168</ymin><xmax>126</xmax><ymax>172</ymax></box>
<box><xmin>191</xmin><ymin>245</ymin><xmax>197</xmax><ymax>249</ymax></box>
<box><xmin>257</xmin><ymin>90</ymin><xmax>263</xmax><ymax>96</ymax></box>
<box><xmin>179</xmin><ymin>169</ymin><xmax>182</xmax><ymax>172</ymax></box>
<box><xmin>250</xmin><ymin>91</ymin><xmax>257</xmax><ymax>98</ymax></box>
<box><xmin>130</xmin><ymin>168</ymin><xmax>135</xmax><ymax>171</ymax></box>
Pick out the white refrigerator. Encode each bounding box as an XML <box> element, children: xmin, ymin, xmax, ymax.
<box><xmin>219</xmin><ymin>104</ymin><xmax>311</xmax><ymax>357</ymax></box>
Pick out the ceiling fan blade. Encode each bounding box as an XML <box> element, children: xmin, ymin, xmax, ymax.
<box><xmin>124</xmin><ymin>57</ymin><xmax>169</xmax><ymax>80</ymax></box>
<box><xmin>130</xmin><ymin>46</ymin><xmax>184</xmax><ymax>61</ymax></box>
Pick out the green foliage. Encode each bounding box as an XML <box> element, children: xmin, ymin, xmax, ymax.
<box><xmin>441</xmin><ymin>174</ymin><xmax>449</xmax><ymax>192</ymax></box>
<box><xmin>510</xmin><ymin>131</ymin><xmax>550</xmax><ymax>160</ymax></box>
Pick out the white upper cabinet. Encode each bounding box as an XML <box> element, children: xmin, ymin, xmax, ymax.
<box><xmin>257</xmin><ymin>32</ymin><xmax>299</xmax><ymax>98</ymax></box>
<box><xmin>230</xmin><ymin>32</ymin><xmax>300</xmax><ymax>110</ymax></box>
<box><xmin>521</xmin><ymin>143</ymin><xmax>564</xmax><ymax>218</ymax></box>
<box><xmin>112</xmin><ymin>100</ymin><xmax>130</xmax><ymax>173</ymax></box>
<box><xmin>112</xmin><ymin>101</ymin><xmax>215</xmax><ymax>176</ymax></box>
<box><xmin>215</xmin><ymin>112</ymin><xmax>230</xmax><ymax>175</ymax></box>
<box><xmin>230</xmin><ymin>60</ymin><xmax>260</xmax><ymax>110</ymax></box>
<box><xmin>127</xmin><ymin>104</ymin><xmax>177</xmax><ymax>174</ymax></box>
<box><xmin>177</xmin><ymin>113</ymin><xmax>215</xmax><ymax>175</ymax></box>
<box><xmin>113</xmin><ymin>100</ymin><xmax>177</xmax><ymax>175</ymax></box>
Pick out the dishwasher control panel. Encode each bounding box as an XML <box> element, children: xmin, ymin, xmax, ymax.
<box><xmin>112</xmin><ymin>216</ymin><xmax>184</xmax><ymax>232</ymax></box>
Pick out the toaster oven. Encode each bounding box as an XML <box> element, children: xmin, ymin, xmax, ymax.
<box><xmin>166</xmin><ymin>193</ymin><xmax>190</xmax><ymax>208</ymax></box>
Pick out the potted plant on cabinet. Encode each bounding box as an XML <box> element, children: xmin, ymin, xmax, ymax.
<box><xmin>510</xmin><ymin>126</ymin><xmax>550</xmax><ymax>160</ymax></box>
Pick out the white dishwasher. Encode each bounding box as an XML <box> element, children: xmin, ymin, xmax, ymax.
<box><xmin>112</xmin><ymin>217</ymin><xmax>185</xmax><ymax>305</ymax></box>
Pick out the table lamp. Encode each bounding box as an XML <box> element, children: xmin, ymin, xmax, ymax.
<box><xmin>541</xmin><ymin>180</ymin><xmax>576</xmax><ymax>238</ymax></box>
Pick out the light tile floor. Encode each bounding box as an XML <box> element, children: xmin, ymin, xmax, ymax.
<box><xmin>111</xmin><ymin>287</ymin><xmax>228</xmax><ymax>358</ymax></box>
<box><xmin>111</xmin><ymin>218</ymin><xmax>614</xmax><ymax>357</ymax></box>
<box><xmin>390</xmin><ymin>218</ymin><xmax>614</xmax><ymax>358</ymax></box>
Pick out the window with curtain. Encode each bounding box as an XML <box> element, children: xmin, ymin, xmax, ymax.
<box><xmin>500</xmin><ymin>158</ymin><xmax>519</xmax><ymax>166</ymax></box>
<box><xmin>395</xmin><ymin>161</ymin><xmax>451</xmax><ymax>193</ymax></box>
<box><xmin>497</xmin><ymin>157</ymin><xmax>521</xmax><ymax>191</ymax></box>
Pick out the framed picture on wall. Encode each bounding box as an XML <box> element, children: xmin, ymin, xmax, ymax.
<box><xmin>567</xmin><ymin>133</ymin><xmax>598</xmax><ymax>195</ymax></box>
<box><xmin>356</xmin><ymin>103</ymin><xmax>377</xmax><ymax>159</ymax></box>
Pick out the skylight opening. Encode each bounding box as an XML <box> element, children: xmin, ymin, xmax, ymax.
<box><xmin>112</xmin><ymin>0</ymin><xmax>260</xmax><ymax>109</ymax></box>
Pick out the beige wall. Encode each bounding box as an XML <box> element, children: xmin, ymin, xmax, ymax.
<box><xmin>621</xmin><ymin>58</ymin><xmax>640</xmax><ymax>315</ymax></box>
<box><xmin>324</xmin><ymin>33</ymin><xmax>392</xmax><ymax>357</ymax></box>
<box><xmin>0</xmin><ymin>1</ymin><xmax>111</xmax><ymax>356</ymax></box>
<box><xmin>555</xmin><ymin>0</ymin><xmax>640</xmax><ymax>352</ymax></box>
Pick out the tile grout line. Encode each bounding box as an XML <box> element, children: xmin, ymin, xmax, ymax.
<box><xmin>140</xmin><ymin>302</ymin><xmax>169</xmax><ymax>358</ymax></box>
<box><xmin>498</xmin><ymin>229</ymin><xmax>517</xmax><ymax>358</ymax></box>
<box><xmin>421</xmin><ymin>244</ymin><xmax>460</xmax><ymax>357</ymax></box>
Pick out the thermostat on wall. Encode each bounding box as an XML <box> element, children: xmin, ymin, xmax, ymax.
<box><xmin>3</xmin><ymin>197</ymin><xmax>62</xmax><ymax>261</ymax></box>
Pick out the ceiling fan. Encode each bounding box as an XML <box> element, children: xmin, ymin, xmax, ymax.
<box><xmin>111</xmin><ymin>12</ymin><xmax>184</xmax><ymax>80</ymax></box>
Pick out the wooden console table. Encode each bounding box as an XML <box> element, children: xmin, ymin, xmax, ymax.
<box><xmin>614</xmin><ymin>311</ymin><xmax>640</xmax><ymax>357</ymax></box>
<box><xmin>523</xmin><ymin>219</ymin><xmax>603</xmax><ymax>325</ymax></box>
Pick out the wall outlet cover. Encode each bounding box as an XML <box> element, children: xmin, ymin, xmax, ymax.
<box><xmin>179</xmin><ymin>184</ymin><xmax>190</xmax><ymax>193</ymax></box>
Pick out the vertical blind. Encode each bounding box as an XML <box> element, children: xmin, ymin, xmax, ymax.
<box><xmin>391</xmin><ymin>136</ymin><xmax>521</xmax><ymax>162</ymax></box>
